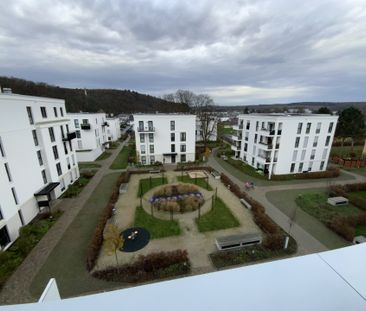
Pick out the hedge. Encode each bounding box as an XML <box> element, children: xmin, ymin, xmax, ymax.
<box><xmin>271</xmin><ymin>167</ymin><xmax>340</xmax><ymax>181</ymax></box>
<box><xmin>330</xmin><ymin>183</ymin><xmax>366</xmax><ymax>211</ymax></box>
<box><xmin>328</xmin><ymin>214</ymin><xmax>366</xmax><ymax>241</ymax></box>
<box><xmin>92</xmin><ymin>250</ymin><xmax>190</xmax><ymax>283</ymax></box>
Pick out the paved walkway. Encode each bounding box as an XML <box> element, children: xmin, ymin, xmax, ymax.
<box><xmin>0</xmin><ymin>138</ymin><xmax>129</xmax><ymax>305</ymax></box>
<box><xmin>208</xmin><ymin>153</ymin><xmax>366</xmax><ymax>255</ymax></box>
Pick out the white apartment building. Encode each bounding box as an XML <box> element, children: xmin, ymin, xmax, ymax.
<box><xmin>106</xmin><ymin>117</ymin><xmax>121</xmax><ymax>142</ymax></box>
<box><xmin>68</xmin><ymin>113</ymin><xmax>109</xmax><ymax>162</ymax></box>
<box><xmin>232</xmin><ymin>113</ymin><xmax>338</xmax><ymax>178</ymax></box>
<box><xmin>133</xmin><ymin>114</ymin><xmax>196</xmax><ymax>165</ymax></box>
<box><xmin>196</xmin><ymin>118</ymin><xmax>218</xmax><ymax>142</ymax></box>
<box><xmin>0</xmin><ymin>93</ymin><xmax>79</xmax><ymax>249</ymax></box>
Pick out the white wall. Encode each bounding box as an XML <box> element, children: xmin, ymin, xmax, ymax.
<box><xmin>106</xmin><ymin>118</ymin><xmax>121</xmax><ymax>142</ymax></box>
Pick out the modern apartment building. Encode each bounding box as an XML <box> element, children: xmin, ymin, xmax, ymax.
<box><xmin>232</xmin><ymin>113</ymin><xmax>338</xmax><ymax>178</ymax></box>
<box><xmin>133</xmin><ymin>114</ymin><xmax>196</xmax><ymax>165</ymax></box>
<box><xmin>106</xmin><ymin>117</ymin><xmax>121</xmax><ymax>142</ymax></box>
<box><xmin>68</xmin><ymin>113</ymin><xmax>109</xmax><ymax>162</ymax></box>
<box><xmin>0</xmin><ymin>93</ymin><xmax>79</xmax><ymax>249</ymax></box>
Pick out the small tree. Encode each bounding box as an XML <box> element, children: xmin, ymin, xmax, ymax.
<box><xmin>336</xmin><ymin>107</ymin><xmax>365</xmax><ymax>148</ymax></box>
<box><xmin>317</xmin><ymin>107</ymin><xmax>332</xmax><ymax>114</ymax></box>
<box><xmin>103</xmin><ymin>224</ymin><xmax>124</xmax><ymax>265</ymax></box>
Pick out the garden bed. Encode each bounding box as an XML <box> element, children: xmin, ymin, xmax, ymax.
<box><xmin>61</xmin><ymin>170</ymin><xmax>97</xmax><ymax>198</ymax></box>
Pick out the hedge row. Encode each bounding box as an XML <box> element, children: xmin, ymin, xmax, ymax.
<box><xmin>272</xmin><ymin>167</ymin><xmax>340</xmax><ymax>181</ymax></box>
<box><xmin>328</xmin><ymin>214</ymin><xmax>366</xmax><ymax>241</ymax></box>
<box><xmin>92</xmin><ymin>250</ymin><xmax>190</xmax><ymax>283</ymax></box>
<box><xmin>175</xmin><ymin>165</ymin><xmax>213</xmax><ymax>173</ymax></box>
<box><xmin>330</xmin><ymin>183</ymin><xmax>366</xmax><ymax>211</ymax></box>
<box><xmin>86</xmin><ymin>169</ymin><xmax>153</xmax><ymax>271</ymax></box>
<box><xmin>220</xmin><ymin>173</ymin><xmax>286</xmax><ymax>250</ymax></box>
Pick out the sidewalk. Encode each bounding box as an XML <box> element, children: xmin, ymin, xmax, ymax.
<box><xmin>0</xmin><ymin>138</ymin><xmax>129</xmax><ymax>305</ymax></box>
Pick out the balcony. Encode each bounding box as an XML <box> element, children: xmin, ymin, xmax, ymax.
<box><xmin>81</xmin><ymin>123</ymin><xmax>91</xmax><ymax>130</ymax></box>
<box><xmin>62</xmin><ymin>131</ymin><xmax>77</xmax><ymax>142</ymax></box>
<box><xmin>231</xmin><ymin>135</ymin><xmax>239</xmax><ymax>141</ymax></box>
<box><xmin>102</xmin><ymin>121</ymin><xmax>109</xmax><ymax>127</ymax></box>
<box><xmin>137</xmin><ymin>127</ymin><xmax>155</xmax><ymax>132</ymax></box>
<box><xmin>231</xmin><ymin>144</ymin><xmax>241</xmax><ymax>151</ymax></box>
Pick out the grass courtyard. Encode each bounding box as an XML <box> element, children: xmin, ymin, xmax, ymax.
<box><xmin>138</xmin><ymin>176</ymin><xmax>168</xmax><ymax>196</ymax></box>
<box><xmin>177</xmin><ymin>175</ymin><xmax>212</xmax><ymax>190</ymax></box>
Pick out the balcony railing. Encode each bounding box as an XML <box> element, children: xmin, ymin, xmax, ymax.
<box><xmin>137</xmin><ymin>127</ymin><xmax>155</xmax><ymax>132</ymax></box>
<box><xmin>62</xmin><ymin>131</ymin><xmax>77</xmax><ymax>142</ymax></box>
<box><xmin>81</xmin><ymin>123</ymin><xmax>91</xmax><ymax>130</ymax></box>
<box><xmin>102</xmin><ymin>121</ymin><xmax>109</xmax><ymax>127</ymax></box>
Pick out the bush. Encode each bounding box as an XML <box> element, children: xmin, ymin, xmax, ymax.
<box><xmin>330</xmin><ymin>183</ymin><xmax>366</xmax><ymax>211</ymax></box>
<box><xmin>328</xmin><ymin>214</ymin><xmax>366</xmax><ymax>241</ymax></box>
<box><xmin>92</xmin><ymin>250</ymin><xmax>190</xmax><ymax>283</ymax></box>
<box><xmin>272</xmin><ymin>167</ymin><xmax>340</xmax><ymax>180</ymax></box>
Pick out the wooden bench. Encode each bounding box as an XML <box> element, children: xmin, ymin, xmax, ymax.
<box><xmin>149</xmin><ymin>169</ymin><xmax>161</xmax><ymax>174</ymax></box>
<box><xmin>240</xmin><ymin>198</ymin><xmax>252</xmax><ymax>210</ymax></box>
<box><xmin>215</xmin><ymin>233</ymin><xmax>262</xmax><ymax>251</ymax></box>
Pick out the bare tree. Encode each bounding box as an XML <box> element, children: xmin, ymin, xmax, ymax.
<box><xmin>175</xmin><ymin>89</ymin><xmax>196</xmax><ymax>106</ymax></box>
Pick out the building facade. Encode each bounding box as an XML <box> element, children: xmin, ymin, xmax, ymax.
<box><xmin>68</xmin><ymin>113</ymin><xmax>109</xmax><ymax>162</ymax></box>
<box><xmin>133</xmin><ymin>114</ymin><xmax>196</xmax><ymax>165</ymax></box>
<box><xmin>232</xmin><ymin>113</ymin><xmax>338</xmax><ymax>178</ymax></box>
<box><xmin>106</xmin><ymin>117</ymin><xmax>121</xmax><ymax>142</ymax></box>
<box><xmin>0</xmin><ymin>93</ymin><xmax>79</xmax><ymax>249</ymax></box>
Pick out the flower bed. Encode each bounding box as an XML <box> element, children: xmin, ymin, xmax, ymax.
<box><xmin>150</xmin><ymin>184</ymin><xmax>204</xmax><ymax>213</ymax></box>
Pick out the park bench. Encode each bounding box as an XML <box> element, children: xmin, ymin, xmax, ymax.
<box><xmin>240</xmin><ymin>198</ymin><xmax>252</xmax><ymax>210</ymax></box>
<box><xmin>215</xmin><ymin>233</ymin><xmax>262</xmax><ymax>251</ymax></box>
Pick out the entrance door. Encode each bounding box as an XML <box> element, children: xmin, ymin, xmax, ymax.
<box><xmin>171</xmin><ymin>155</ymin><xmax>176</xmax><ymax>163</ymax></box>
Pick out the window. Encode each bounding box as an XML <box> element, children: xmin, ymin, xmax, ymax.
<box><xmin>308</xmin><ymin>162</ymin><xmax>313</xmax><ymax>171</ymax></box>
<box><xmin>49</xmin><ymin>127</ymin><xmax>55</xmax><ymax>142</ymax></box>
<box><xmin>60</xmin><ymin>126</ymin><xmax>65</xmax><ymax>139</ymax></box>
<box><xmin>37</xmin><ymin>150</ymin><xmax>43</xmax><ymax>165</ymax></box>
<box><xmin>141</xmin><ymin>156</ymin><xmax>146</xmax><ymax>165</ymax></box>
<box><xmin>297</xmin><ymin>123</ymin><xmax>302</xmax><ymax>134</ymax></box>
<box><xmin>66</xmin><ymin>124</ymin><xmax>69</xmax><ymax>134</ymax></box>
<box><xmin>320</xmin><ymin>161</ymin><xmax>325</xmax><ymax>170</ymax></box>
<box><xmin>74</xmin><ymin>119</ymin><xmax>80</xmax><ymax>128</ymax></box>
<box><xmin>316</xmin><ymin>122</ymin><xmax>321</xmax><ymax>134</ymax></box>
<box><xmin>310</xmin><ymin>149</ymin><xmax>316</xmax><ymax>160</ymax></box>
<box><xmin>26</xmin><ymin>106</ymin><xmax>34</xmax><ymax>124</ymax></box>
<box><xmin>150</xmin><ymin>156</ymin><xmax>155</xmax><ymax>164</ymax></box>
<box><xmin>303</xmin><ymin>136</ymin><xmax>309</xmax><ymax>148</ymax></box>
<box><xmin>298</xmin><ymin>163</ymin><xmax>304</xmax><ymax>173</ymax></box>
<box><xmin>244</xmin><ymin>143</ymin><xmax>248</xmax><ymax>152</ymax></box>
<box><xmin>328</xmin><ymin>122</ymin><xmax>334</xmax><ymax>133</ymax></box>
<box><xmin>11</xmin><ymin>187</ymin><xmax>18</xmax><ymax>205</ymax></box>
<box><xmin>181</xmin><ymin>144</ymin><xmax>186</xmax><ymax>152</ymax></box>
<box><xmin>170</xmin><ymin>120</ymin><xmax>175</xmax><ymax>131</ymax></box>
<box><xmin>171</xmin><ymin>144</ymin><xmax>175</xmax><ymax>152</ymax></box>
<box><xmin>60</xmin><ymin>178</ymin><xmax>65</xmax><ymax>191</ymax></box>
<box><xmin>60</xmin><ymin>107</ymin><xmax>64</xmax><ymax>117</ymax></box>
<box><xmin>149</xmin><ymin>145</ymin><xmax>154</xmax><ymax>153</ymax></box>
<box><xmin>322</xmin><ymin>149</ymin><xmax>328</xmax><ymax>160</ymax></box>
<box><xmin>52</xmin><ymin>146</ymin><xmax>59</xmax><ymax>160</ymax></box>
<box><xmin>294</xmin><ymin>137</ymin><xmax>300</xmax><ymax>148</ymax></box>
<box><xmin>77</xmin><ymin>140</ymin><xmax>83</xmax><ymax>149</ymax></box>
<box><xmin>53</xmin><ymin>107</ymin><xmax>58</xmax><ymax>117</ymax></box>
<box><xmin>32</xmin><ymin>130</ymin><xmax>39</xmax><ymax>146</ymax></box>
<box><xmin>41</xmin><ymin>169</ymin><xmax>47</xmax><ymax>184</ymax></box>
<box><xmin>301</xmin><ymin>149</ymin><xmax>306</xmax><ymax>161</ymax></box>
<box><xmin>63</xmin><ymin>142</ymin><xmax>68</xmax><ymax>155</ymax></box>
<box><xmin>313</xmin><ymin>136</ymin><xmax>318</xmax><ymax>147</ymax></box>
<box><xmin>67</xmin><ymin>157</ymin><xmax>71</xmax><ymax>169</ymax></box>
<box><xmin>138</xmin><ymin>121</ymin><xmax>144</xmax><ymax>130</ymax></box>
<box><xmin>4</xmin><ymin>163</ymin><xmax>12</xmax><ymax>182</ymax></box>
<box><xmin>140</xmin><ymin>133</ymin><xmax>145</xmax><ymax>143</ymax></box>
<box><xmin>72</xmin><ymin>154</ymin><xmax>75</xmax><ymax>166</ymax></box>
<box><xmin>40</xmin><ymin>107</ymin><xmax>47</xmax><ymax>118</ymax></box>
<box><xmin>246</xmin><ymin>121</ymin><xmax>250</xmax><ymax>130</ymax></box>
<box><xmin>325</xmin><ymin>136</ymin><xmax>331</xmax><ymax>146</ymax></box>
<box><xmin>245</xmin><ymin>132</ymin><xmax>249</xmax><ymax>141</ymax></box>
<box><xmin>149</xmin><ymin>133</ymin><xmax>154</xmax><ymax>143</ymax></box>
<box><xmin>171</xmin><ymin>133</ymin><xmax>175</xmax><ymax>142</ymax></box>
<box><xmin>0</xmin><ymin>226</ymin><xmax>10</xmax><ymax>249</ymax></box>
<box><xmin>0</xmin><ymin>136</ymin><xmax>5</xmax><ymax>157</ymax></box>
<box><xmin>56</xmin><ymin>163</ymin><xmax>62</xmax><ymax>176</ymax></box>
<box><xmin>148</xmin><ymin>121</ymin><xmax>153</xmax><ymax>130</ymax></box>
<box><xmin>180</xmin><ymin>132</ymin><xmax>186</xmax><ymax>141</ymax></box>
<box><xmin>76</xmin><ymin>130</ymin><xmax>81</xmax><ymax>138</ymax></box>
<box><xmin>141</xmin><ymin>145</ymin><xmax>146</xmax><ymax>154</ymax></box>
<box><xmin>292</xmin><ymin>150</ymin><xmax>298</xmax><ymax>162</ymax></box>
<box><xmin>181</xmin><ymin>154</ymin><xmax>186</xmax><ymax>162</ymax></box>
<box><xmin>254</xmin><ymin>134</ymin><xmax>258</xmax><ymax>143</ymax></box>
<box><xmin>306</xmin><ymin>122</ymin><xmax>311</xmax><ymax>134</ymax></box>
<box><xmin>290</xmin><ymin>163</ymin><xmax>295</xmax><ymax>173</ymax></box>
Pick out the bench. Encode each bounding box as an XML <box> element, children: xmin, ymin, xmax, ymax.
<box><xmin>240</xmin><ymin>198</ymin><xmax>252</xmax><ymax>210</ymax></box>
<box><xmin>215</xmin><ymin>233</ymin><xmax>262</xmax><ymax>251</ymax></box>
<box><xmin>149</xmin><ymin>169</ymin><xmax>161</xmax><ymax>174</ymax></box>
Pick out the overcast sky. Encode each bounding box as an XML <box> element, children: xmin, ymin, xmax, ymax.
<box><xmin>1</xmin><ymin>0</ymin><xmax>366</xmax><ymax>105</ymax></box>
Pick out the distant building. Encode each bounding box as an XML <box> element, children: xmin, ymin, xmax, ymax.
<box><xmin>232</xmin><ymin>113</ymin><xmax>338</xmax><ymax>178</ymax></box>
<box><xmin>68</xmin><ymin>113</ymin><xmax>109</xmax><ymax>162</ymax></box>
<box><xmin>106</xmin><ymin>117</ymin><xmax>121</xmax><ymax>142</ymax></box>
<box><xmin>133</xmin><ymin>114</ymin><xmax>196</xmax><ymax>165</ymax></box>
<box><xmin>0</xmin><ymin>93</ymin><xmax>79</xmax><ymax>248</ymax></box>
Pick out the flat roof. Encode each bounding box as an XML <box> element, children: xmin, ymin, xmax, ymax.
<box><xmin>2</xmin><ymin>244</ymin><xmax>366</xmax><ymax>310</ymax></box>
<box><xmin>133</xmin><ymin>113</ymin><xmax>195</xmax><ymax>117</ymax></box>
<box><xmin>0</xmin><ymin>93</ymin><xmax>64</xmax><ymax>103</ymax></box>
<box><xmin>67</xmin><ymin>112</ymin><xmax>106</xmax><ymax>116</ymax></box>
<box><xmin>34</xmin><ymin>182</ymin><xmax>60</xmax><ymax>196</ymax></box>
<box><xmin>238</xmin><ymin>113</ymin><xmax>338</xmax><ymax>119</ymax></box>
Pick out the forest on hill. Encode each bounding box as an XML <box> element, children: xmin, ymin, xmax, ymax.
<box><xmin>0</xmin><ymin>76</ymin><xmax>189</xmax><ymax>114</ymax></box>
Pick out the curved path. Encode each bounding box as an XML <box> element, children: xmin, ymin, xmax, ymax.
<box><xmin>208</xmin><ymin>152</ymin><xmax>366</xmax><ymax>255</ymax></box>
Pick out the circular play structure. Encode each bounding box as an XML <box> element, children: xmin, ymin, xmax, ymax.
<box><xmin>149</xmin><ymin>183</ymin><xmax>204</xmax><ymax>213</ymax></box>
<box><xmin>120</xmin><ymin>227</ymin><xmax>150</xmax><ymax>252</ymax></box>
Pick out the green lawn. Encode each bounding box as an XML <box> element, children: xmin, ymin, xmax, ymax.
<box><xmin>344</xmin><ymin>167</ymin><xmax>366</xmax><ymax>177</ymax></box>
<box><xmin>355</xmin><ymin>224</ymin><xmax>366</xmax><ymax>237</ymax></box>
<box><xmin>134</xmin><ymin>206</ymin><xmax>181</xmax><ymax>239</ymax></box>
<box><xmin>195</xmin><ymin>197</ymin><xmax>240</xmax><ymax>232</ymax></box>
<box><xmin>0</xmin><ymin>211</ymin><xmax>62</xmax><ymax>290</ymax></box>
<box><xmin>78</xmin><ymin>162</ymin><xmax>101</xmax><ymax>170</ymax></box>
<box><xmin>138</xmin><ymin>177</ymin><xmax>168</xmax><ymax>196</ymax></box>
<box><xmin>348</xmin><ymin>191</ymin><xmax>366</xmax><ymax>200</ymax></box>
<box><xmin>296</xmin><ymin>193</ymin><xmax>364</xmax><ymax>224</ymax></box>
<box><xmin>108</xmin><ymin>142</ymin><xmax>119</xmax><ymax>149</ymax></box>
<box><xmin>109</xmin><ymin>145</ymin><xmax>130</xmax><ymax>169</ymax></box>
<box><xmin>330</xmin><ymin>145</ymin><xmax>363</xmax><ymax>158</ymax></box>
<box><xmin>30</xmin><ymin>173</ymin><xmax>123</xmax><ymax>299</ymax></box>
<box><xmin>226</xmin><ymin>158</ymin><xmax>266</xmax><ymax>179</ymax></box>
<box><xmin>177</xmin><ymin>175</ymin><xmax>212</xmax><ymax>191</ymax></box>
<box><xmin>61</xmin><ymin>171</ymin><xmax>97</xmax><ymax>198</ymax></box>
<box><xmin>218</xmin><ymin>125</ymin><xmax>235</xmax><ymax>136</ymax></box>
<box><xmin>96</xmin><ymin>151</ymin><xmax>112</xmax><ymax>161</ymax></box>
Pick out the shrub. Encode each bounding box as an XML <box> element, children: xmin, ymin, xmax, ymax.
<box><xmin>272</xmin><ymin>167</ymin><xmax>340</xmax><ymax>180</ymax></box>
<box><xmin>92</xmin><ymin>250</ymin><xmax>190</xmax><ymax>283</ymax></box>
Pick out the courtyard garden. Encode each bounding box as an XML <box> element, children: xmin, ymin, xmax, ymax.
<box><xmin>110</xmin><ymin>141</ymin><xmax>135</xmax><ymax>170</ymax></box>
<box><xmin>61</xmin><ymin>170</ymin><xmax>97</xmax><ymax>198</ymax></box>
